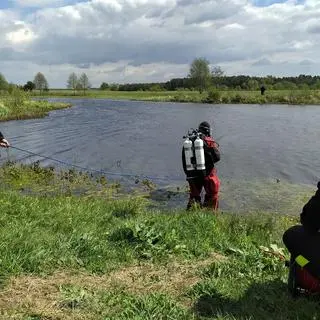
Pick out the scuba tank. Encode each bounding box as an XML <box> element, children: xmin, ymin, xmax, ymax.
<box><xmin>183</xmin><ymin>137</ymin><xmax>194</xmax><ymax>171</ymax></box>
<box><xmin>182</xmin><ymin>129</ymin><xmax>206</xmax><ymax>177</ymax></box>
<box><xmin>194</xmin><ymin>136</ymin><xmax>205</xmax><ymax>171</ymax></box>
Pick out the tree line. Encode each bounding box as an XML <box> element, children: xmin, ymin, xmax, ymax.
<box><xmin>99</xmin><ymin>75</ymin><xmax>320</xmax><ymax>92</ymax></box>
<box><xmin>2</xmin><ymin>57</ymin><xmax>320</xmax><ymax>93</ymax></box>
<box><xmin>0</xmin><ymin>72</ymin><xmax>91</xmax><ymax>95</ymax></box>
<box><xmin>0</xmin><ymin>72</ymin><xmax>49</xmax><ymax>93</ymax></box>
<box><xmin>100</xmin><ymin>58</ymin><xmax>320</xmax><ymax>92</ymax></box>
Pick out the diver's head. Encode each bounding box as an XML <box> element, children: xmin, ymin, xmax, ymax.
<box><xmin>198</xmin><ymin>121</ymin><xmax>211</xmax><ymax>136</ymax></box>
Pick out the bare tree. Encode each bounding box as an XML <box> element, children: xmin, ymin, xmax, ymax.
<box><xmin>67</xmin><ymin>72</ymin><xmax>78</xmax><ymax>96</ymax></box>
<box><xmin>211</xmin><ymin>66</ymin><xmax>224</xmax><ymax>88</ymax></box>
<box><xmin>34</xmin><ymin>72</ymin><xmax>48</xmax><ymax>95</ymax></box>
<box><xmin>78</xmin><ymin>73</ymin><xmax>91</xmax><ymax>95</ymax></box>
<box><xmin>211</xmin><ymin>66</ymin><xmax>224</xmax><ymax>77</ymax></box>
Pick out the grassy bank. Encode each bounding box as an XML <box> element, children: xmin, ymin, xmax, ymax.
<box><xmin>37</xmin><ymin>88</ymin><xmax>320</xmax><ymax>105</ymax></box>
<box><xmin>0</xmin><ymin>89</ymin><xmax>71</xmax><ymax>121</ymax></box>
<box><xmin>0</xmin><ymin>163</ymin><xmax>319</xmax><ymax>319</ymax></box>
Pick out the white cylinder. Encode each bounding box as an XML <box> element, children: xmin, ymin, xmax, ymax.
<box><xmin>183</xmin><ymin>138</ymin><xmax>194</xmax><ymax>171</ymax></box>
<box><xmin>194</xmin><ymin>137</ymin><xmax>205</xmax><ymax>171</ymax></box>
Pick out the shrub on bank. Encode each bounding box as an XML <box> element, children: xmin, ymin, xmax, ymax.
<box><xmin>0</xmin><ymin>88</ymin><xmax>70</xmax><ymax>121</ymax></box>
<box><xmin>202</xmin><ymin>89</ymin><xmax>222</xmax><ymax>103</ymax></box>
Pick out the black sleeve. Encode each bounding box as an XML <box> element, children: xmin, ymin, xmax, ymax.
<box><xmin>300</xmin><ymin>182</ymin><xmax>320</xmax><ymax>233</ymax></box>
<box><xmin>211</xmin><ymin>146</ymin><xmax>220</xmax><ymax>163</ymax></box>
<box><xmin>0</xmin><ymin>132</ymin><xmax>4</xmax><ymax>140</ymax></box>
<box><xmin>206</xmin><ymin>141</ymin><xmax>220</xmax><ymax>163</ymax></box>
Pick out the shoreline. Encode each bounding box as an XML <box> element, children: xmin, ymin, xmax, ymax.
<box><xmin>35</xmin><ymin>88</ymin><xmax>320</xmax><ymax>105</ymax></box>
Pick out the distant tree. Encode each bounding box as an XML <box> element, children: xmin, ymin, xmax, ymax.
<box><xmin>67</xmin><ymin>72</ymin><xmax>78</xmax><ymax>95</ymax></box>
<box><xmin>78</xmin><ymin>73</ymin><xmax>91</xmax><ymax>95</ymax></box>
<box><xmin>246</xmin><ymin>79</ymin><xmax>259</xmax><ymax>90</ymax></box>
<box><xmin>7</xmin><ymin>83</ymin><xmax>17</xmax><ymax>94</ymax></box>
<box><xmin>298</xmin><ymin>83</ymin><xmax>309</xmax><ymax>90</ymax></box>
<box><xmin>149</xmin><ymin>84</ymin><xmax>163</xmax><ymax>91</ymax></box>
<box><xmin>312</xmin><ymin>80</ymin><xmax>320</xmax><ymax>89</ymax></box>
<box><xmin>189</xmin><ymin>58</ymin><xmax>211</xmax><ymax>93</ymax></box>
<box><xmin>23</xmin><ymin>81</ymin><xmax>36</xmax><ymax>92</ymax></box>
<box><xmin>273</xmin><ymin>81</ymin><xmax>297</xmax><ymax>90</ymax></box>
<box><xmin>109</xmin><ymin>83</ymin><xmax>119</xmax><ymax>91</ymax></box>
<box><xmin>164</xmin><ymin>78</ymin><xmax>192</xmax><ymax>90</ymax></box>
<box><xmin>211</xmin><ymin>66</ymin><xmax>224</xmax><ymax>77</ymax></box>
<box><xmin>34</xmin><ymin>72</ymin><xmax>48</xmax><ymax>94</ymax></box>
<box><xmin>100</xmin><ymin>82</ymin><xmax>109</xmax><ymax>90</ymax></box>
<box><xmin>211</xmin><ymin>66</ymin><xmax>224</xmax><ymax>88</ymax></box>
<box><xmin>0</xmin><ymin>73</ymin><xmax>8</xmax><ymax>90</ymax></box>
<box><xmin>264</xmin><ymin>75</ymin><xmax>275</xmax><ymax>86</ymax></box>
<box><xmin>76</xmin><ymin>82</ymin><xmax>82</xmax><ymax>90</ymax></box>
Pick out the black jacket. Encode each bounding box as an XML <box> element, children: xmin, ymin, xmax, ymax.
<box><xmin>300</xmin><ymin>181</ymin><xmax>320</xmax><ymax>233</ymax></box>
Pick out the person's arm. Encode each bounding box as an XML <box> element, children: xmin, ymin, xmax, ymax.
<box><xmin>205</xmin><ymin>137</ymin><xmax>220</xmax><ymax>163</ymax></box>
<box><xmin>300</xmin><ymin>182</ymin><xmax>320</xmax><ymax>233</ymax></box>
<box><xmin>0</xmin><ymin>132</ymin><xmax>10</xmax><ymax>147</ymax></box>
<box><xmin>211</xmin><ymin>140</ymin><xmax>220</xmax><ymax>163</ymax></box>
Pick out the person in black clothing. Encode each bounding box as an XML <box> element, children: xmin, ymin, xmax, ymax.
<box><xmin>182</xmin><ymin>121</ymin><xmax>221</xmax><ymax>211</ymax></box>
<box><xmin>0</xmin><ymin>132</ymin><xmax>9</xmax><ymax>148</ymax></box>
<box><xmin>283</xmin><ymin>181</ymin><xmax>320</xmax><ymax>293</ymax></box>
<box><xmin>260</xmin><ymin>85</ymin><xmax>266</xmax><ymax>95</ymax></box>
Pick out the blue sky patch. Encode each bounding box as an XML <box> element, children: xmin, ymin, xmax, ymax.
<box><xmin>0</xmin><ymin>0</ymin><xmax>306</xmax><ymax>10</ymax></box>
<box><xmin>253</xmin><ymin>0</ymin><xmax>304</xmax><ymax>7</ymax></box>
<box><xmin>0</xmin><ymin>0</ymin><xmax>11</xmax><ymax>9</ymax></box>
<box><xmin>0</xmin><ymin>0</ymin><xmax>86</xmax><ymax>10</ymax></box>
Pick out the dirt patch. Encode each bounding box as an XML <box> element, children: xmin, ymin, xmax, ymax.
<box><xmin>0</xmin><ymin>253</ymin><xmax>226</xmax><ymax>319</ymax></box>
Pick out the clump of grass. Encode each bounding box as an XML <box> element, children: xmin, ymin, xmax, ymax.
<box><xmin>0</xmin><ymin>88</ymin><xmax>71</xmax><ymax>121</ymax></box>
<box><xmin>0</xmin><ymin>161</ymin><xmax>121</xmax><ymax>198</ymax></box>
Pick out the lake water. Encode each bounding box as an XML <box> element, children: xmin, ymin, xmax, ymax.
<box><xmin>1</xmin><ymin>99</ymin><xmax>319</xmax><ymax>212</ymax></box>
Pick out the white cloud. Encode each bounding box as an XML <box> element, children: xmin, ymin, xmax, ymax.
<box><xmin>6</xmin><ymin>23</ymin><xmax>37</xmax><ymax>44</ymax></box>
<box><xmin>1</xmin><ymin>0</ymin><xmax>320</xmax><ymax>87</ymax></box>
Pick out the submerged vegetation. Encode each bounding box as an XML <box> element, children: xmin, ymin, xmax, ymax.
<box><xmin>0</xmin><ymin>162</ymin><xmax>319</xmax><ymax>319</ymax></box>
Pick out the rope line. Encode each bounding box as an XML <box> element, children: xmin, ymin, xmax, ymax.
<box><xmin>7</xmin><ymin>145</ymin><xmax>181</xmax><ymax>182</ymax></box>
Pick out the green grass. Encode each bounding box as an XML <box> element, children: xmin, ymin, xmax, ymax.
<box><xmin>0</xmin><ymin>163</ymin><xmax>318</xmax><ymax>319</ymax></box>
<box><xmin>37</xmin><ymin>88</ymin><xmax>320</xmax><ymax>105</ymax></box>
<box><xmin>0</xmin><ymin>89</ymin><xmax>71</xmax><ymax>121</ymax></box>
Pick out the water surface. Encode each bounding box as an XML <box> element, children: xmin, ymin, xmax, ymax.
<box><xmin>1</xmin><ymin>99</ymin><xmax>319</xmax><ymax>212</ymax></box>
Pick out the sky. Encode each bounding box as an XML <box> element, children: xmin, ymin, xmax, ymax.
<box><xmin>0</xmin><ymin>0</ymin><xmax>319</xmax><ymax>88</ymax></box>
